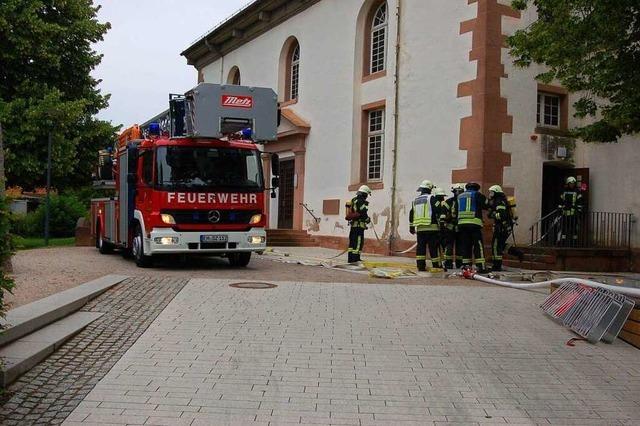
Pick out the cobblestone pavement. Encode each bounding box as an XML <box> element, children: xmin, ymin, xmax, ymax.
<box><xmin>66</xmin><ymin>279</ymin><xmax>640</xmax><ymax>425</ymax></box>
<box><xmin>0</xmin><ymin>276</ymin><xmax>188</xmax><ymax>425</ymax></box>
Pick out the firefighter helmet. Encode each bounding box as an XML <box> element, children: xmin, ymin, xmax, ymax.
<box><xmin>434</xmin><ymin>187</ymin><xmax>446</xmax><ymax>196</ymax></box>
<box><xmin>451</xmin><ymin>183</ymin><xmax>465</xmax><ymax>192</ymax></box>
<box><xmin>418</xmin><ymin>180</ymin><xmax>434</xmax><ymax>190</ymax></box>
<box><xmin>358</xmin><ymin>185</ymin><xmax>372</xmax><ymax>195</ymax></box>
<box><xmin>566</xmin><ymin>176</ymin><xmax>577</xmax><ymax>184</ymax></box>
<box><xmin>465</xmin><ymin>182</ymin><xmax>481</xmax><ymax>190</ymax></box>
<box><xmin>489</xmin><ymin>185</ymin><xmax>503</xmax><ymax>194</ymax></box>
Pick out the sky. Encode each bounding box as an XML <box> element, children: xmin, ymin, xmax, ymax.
<box><xmin>93</xmin><ymin>0</ymin><xmax>249</xmax><ymax>128</ymax></box>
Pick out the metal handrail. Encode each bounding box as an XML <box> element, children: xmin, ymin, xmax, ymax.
<box><xmin>530</xmin><ymin>210</ymin><xmax>634</xmax><ymax>250</ymax></box>
<box><xmin>300</xmin><ymin>203</ymin><xmax>320</xmax><ymax>223</ymax></box>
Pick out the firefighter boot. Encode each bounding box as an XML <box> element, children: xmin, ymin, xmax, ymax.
<box><xmin>416</xmin><ymin>260</ymin><xmax>427</xmax><ymax>272</ymax></box>
<box><xmin>492</xmin><ymin>260</ymin><xmax>503</xmax><ymax>272</ymax></box>
<box><xmin>348</xmin><ymin>252</ymin><xmax>357</xmax><ymax>264</ymax></box>
<box><xmin>508</xmin><ymin>246</ymin><xmax>525</xmax><ymax>262</ymax></box>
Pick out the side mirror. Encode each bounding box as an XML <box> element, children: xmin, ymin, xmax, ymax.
<box><xmin>271</xmin><ymin>176</ymin><xmax>280</xmax><ymax>188</ymax></box>
<box><xmin>127</xmin><ymin>173</ymin><xmax>137</xmax><ymax>184</ymax></box>
<box><xmin>271</xmin><ymin>153</ymin><xmax>280</xmax><ymax>177</ymax></box>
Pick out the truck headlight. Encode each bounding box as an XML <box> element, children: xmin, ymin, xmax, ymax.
<box><xmin>249</xmin><ymin>214</ymin><xmax>263</xmax><ymax>225</ymax></box>
<box><xmin>161</xmin><ymin>214</ymin><xmax>176</xmax><ymax>224</ymax></box>
<box><xmin>154</xmin><ymin>237</ymin><xmax>179</xmax><ymax>245</ymax></box>
<box><xmin>248</xmin><ymin>235</ymin><xmax>265</xmax><ymax>244</ymax></box>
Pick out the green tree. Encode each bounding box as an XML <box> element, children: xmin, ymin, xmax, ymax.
<box><xmin>0</xmin><ymin>0</ymin><xmax>118</xmax><ymax>190</ymax></box>
<box><xmin>508</xmin><ymin>0</ymin><xmax>640</xmax><ymax>142</ymax></box>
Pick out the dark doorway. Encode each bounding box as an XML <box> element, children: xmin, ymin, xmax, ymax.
<box><xmin>541</xmin><ymin>163</ymin><xmax>590</xmax><ymax>218</ymax></box>
<box><xmin>277</xmin><ymin>159</ymin><xmax>295</xmax><ymax>229</ymax></box>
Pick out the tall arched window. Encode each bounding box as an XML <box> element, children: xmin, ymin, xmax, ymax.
<box><xmin>227</xmin><ymin>66</ymin><xmax>241</xmax><ymax>85</ymax></box>
<box><xmin>369</xmin><ymin>2</ymin><xmax>387</xmax><ymax>75</ymax></box>
<box><xmin>289</xmin><ymin>43</ymin><xmax>300</xmax><ymax>101</ymax></box>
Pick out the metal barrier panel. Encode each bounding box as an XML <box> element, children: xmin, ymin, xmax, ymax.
<box><xmin>540</xmin><ymin>282</ymin><xmax>636</xmax><ymax>344</ymax></box>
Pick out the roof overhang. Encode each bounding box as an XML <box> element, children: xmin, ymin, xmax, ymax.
<box><xmin>182</xmin><ymin>0</ymin><xmax>321</xmax><ymax>70</ymax></box>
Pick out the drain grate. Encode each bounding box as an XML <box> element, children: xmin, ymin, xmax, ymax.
<box><xmin>229</xmin><ymin>282</ymin><xmax>278</xmax><ymax>289</ymax></box>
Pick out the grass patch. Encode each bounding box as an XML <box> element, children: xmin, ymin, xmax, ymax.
<box><xmin>13</xmin><ymin>236</ymin><xmax>76</xmax><ymax>250</ymax></box>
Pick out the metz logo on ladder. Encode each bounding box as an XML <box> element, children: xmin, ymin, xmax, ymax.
<box><xmin>221</xmin><ymin>95</ymin><xmax>253</xmax><ymax>109</ymax></box>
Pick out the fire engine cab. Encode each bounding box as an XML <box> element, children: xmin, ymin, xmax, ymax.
<box><xmin>91</xmin><ymin>83</ymin><xmax>280</xmax><ymax>267</ymax></box>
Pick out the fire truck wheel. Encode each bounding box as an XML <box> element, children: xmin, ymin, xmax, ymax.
<box><xmin>133</xmin><ymin>224</ymin><xmax>153</xmax><ymax>268</ymax></box>
<box><xmin>228</xmin><ymin>252</ymin><xmax>252</xmax><ymax>267</ymax></box>
<box><xmin>97</xmin><ymin>225</ymin><xmax>114</xmax><ymax>254</ymax></box>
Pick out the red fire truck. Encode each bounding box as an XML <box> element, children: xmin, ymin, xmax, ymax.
<box><xmin>91</xmin><ymin>83</ymin><xmax>280</xmax><ymax>267</ymax></box>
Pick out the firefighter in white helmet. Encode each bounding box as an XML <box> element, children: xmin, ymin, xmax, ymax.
<box><xmin>409</xmin><ymin>180</ymin><xmax>442</xmax><ymax>271</ymax></box>
<box><xmin>345</xmin><ymin>185</ymin><xmax>372</xmax><ymax>263</ymax></box>
<box><xmin>488</xmin><ymin>185</ymin><xmax>523</xmax><ymax>271</ymax></box>
<box><xmin>559</xmin><ymin>176</ymin><xmax>583</xmax><ymax>246</ymax></box>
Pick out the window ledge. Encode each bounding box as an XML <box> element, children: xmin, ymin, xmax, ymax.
<box><xmin>362</xmin><ymin>70</ymin><xmax>387</xmax><ymax>83</ymax></box>
<box><xmin>279</xmin><ymin>99</ymin><xmax>298</xmax><ymax>107</ymax></box>
<box><xmin>348</xmin><ymin>182</ymin><xmax>384</xmax><ymax>192</ymax></box>
<box><xmin>535</xmin><ymin>126</ymin><xmax>570</xmax><ymax>137</ymax></box>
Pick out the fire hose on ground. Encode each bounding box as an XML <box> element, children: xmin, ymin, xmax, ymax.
<box><xmin>459</xmin><ymin>269</ymin><xmax>639</xmax><ymax>345</ymax></box>
<box><xmin>459</xmin><ymin>268</ymin><xmax>640</xmax><ymax>298</ymax></box>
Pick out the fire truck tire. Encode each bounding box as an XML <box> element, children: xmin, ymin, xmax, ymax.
<box><xmin>96</xmin><ymin>225</ymin><xmax>114</xmax><ymax>254</ymax></box>
<box><xmin>133</xmin><ymin>224</ymin><xmax>153</xmax><ymax>268</ymax></box>
<box><xmin>228</xmin><ymin>252</ymin><xmax>251</xmax><ymax>267</ymax></box>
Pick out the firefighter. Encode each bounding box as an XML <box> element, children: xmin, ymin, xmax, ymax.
<box><xmin>409</xmin><ymin>180</ymin><xmax>441</xmax><ymax>271</ymax></box>
<box><xmin>442</xmin><ymin>183</ymin><xmax>465</xmax><ymax>269</ymax></box>
<box><xmin>347</xmin><ymin>185</ymin><xmax>372</xmax><ymax>263</ymax></box>
<box><xmin>488</xmin><ymin>185</ymin><xmax>523</xmax><ymax>271</ymax></box>
<box><xmin>457</xmin><ymin>182</ymin><xmax>489</xmax><ymax>272</ymax></box>
<box><xmin>433</xmin><ymin>187</ymin><xmax>450</xmax><ymax>270</ymax></box>
<box><xmin>559</xmin><ymin>176</ymin><xmax>583</xmax><ymax>247</ymax></box>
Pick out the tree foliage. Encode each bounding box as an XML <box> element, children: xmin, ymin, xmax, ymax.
<box><xmin>508</xmin><ymin>0</ymin><xmax>640</xmax><ymax>142</ymax></box>
<box><xmin>0</xmin><ymin>0</ymin><xmax>118</xmax><ymax>190</ymax></box>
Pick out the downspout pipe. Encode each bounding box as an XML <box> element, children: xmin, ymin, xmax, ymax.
<box><xmin>389</xmin><ymin>0</ymin><xmax>402</xmax><ymax>255</ymax></box>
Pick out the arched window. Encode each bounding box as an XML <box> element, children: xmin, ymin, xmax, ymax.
<box><xmin>369</xmin><ymin>2</ymin><xmax>387</xmax><ymax>75</ymax></box>
<box><xmin>289</xmin><ymin>43</ymin><xmax>300</xmax><ymax>101</ymax></box>
<box><xmin>227</xmin><ymin>66</ymin><xmax>241</xmax><ymax>85</ymax></box>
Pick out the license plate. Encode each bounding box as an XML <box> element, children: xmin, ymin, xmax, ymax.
<box><xmin>200</xmin><ymin>235</ymin><xmax>228</xmax><ymax>243</ymax></box>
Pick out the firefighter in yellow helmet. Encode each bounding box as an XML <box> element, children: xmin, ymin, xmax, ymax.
<box><xmin>409</xmin><ymin>180</ymin><xmax>441</xmax><ymax>271</ymax></box>
<box><xmin>346</xmin><ymin>185</ymin><xmax>372</xmax><ymax>263</ymax></box>
<box><xmin>488</xmin><ymin>185</ymin><xmax>523</xmax><ymax>271</ymax></box>
<box><xmin>559</xmin><ymin>176</ymin><xmax>584</xmax><ymax>247</ymax></box>
<box><xmin>456</xmin><ymin>182</ymin><xmax>489</xmax><ymax>272</ymax></box>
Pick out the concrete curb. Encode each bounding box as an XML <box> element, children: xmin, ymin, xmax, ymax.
<box><xmin>0</xmin><ymin>274</ymin><xmax>128</xmax><ymax>347</ymax></box>
<box><xmin>0</xmin><ymin>311</ymin><xmax>104</xmax><ymax>387</ymax></box>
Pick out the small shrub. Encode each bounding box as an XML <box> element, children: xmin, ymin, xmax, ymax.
<box><xmin>0</xmin><ymin>196</ymin><xmax>15</xmax><ymax>322</ymax></box>
<box><xmin>30</xmin><ymin>194</ymin><xmax>87</xmax><ymax>238</ymax></box>
<box><xmin>9</xmin><ymin>213</ymin><xmax>38</xmax><ymax>237</ymax></box>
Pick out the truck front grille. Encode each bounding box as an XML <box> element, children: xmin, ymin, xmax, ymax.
<box><xmin>162</xmin><ymin>209</ymin><xmax>260</xmax><ymax>225</ymax></box>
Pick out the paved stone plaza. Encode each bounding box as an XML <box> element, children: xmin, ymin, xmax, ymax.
<box><xmin>55</xmin><ymin>279</ymin><xmax>640</xmax><ymax>425</ymax></box>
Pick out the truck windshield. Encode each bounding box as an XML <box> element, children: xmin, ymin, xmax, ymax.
<box><xmin>156</xmin><ymin>146</ymin><xmax>264</xmax><ymax>191</ymax></box>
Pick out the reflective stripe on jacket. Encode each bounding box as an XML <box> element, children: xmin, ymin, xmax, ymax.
<box><xmin>457</xmin><ymin>190</ymin><xmax>486</xmax><ymax>227</ymax></box>
<box><xmin>560</xmin><ymin>191</ymin><xmax>583</xmax><ymax>216</ymax></box>
<box><xmin>411</xmin><ymin>194</ymin><xmax>438</xmax><ymax>231</ymax></box>
<box><xmin>350</xmin><ymin>196</ymin><xmax>370</xmax><ymax>228</ymax></box>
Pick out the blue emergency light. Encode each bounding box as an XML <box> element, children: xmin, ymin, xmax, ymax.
<box><xmin>241</xmin><ymin>128</ymin><xmax>253</xmax><ymax>140</ymax></box>
<box><xmin>149</xmin><ymin>122</ymin><xmax>161</xmax><ymax>136</ymax></box>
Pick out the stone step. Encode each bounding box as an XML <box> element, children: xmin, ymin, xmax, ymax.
<box><xmin>0</xmin><ymin>274</ymin><xmax>128</xmax><ymax>348</ymax></box>
<box><xmin>267</xmin><ymin>236</ymin><xmax>317</xmax><ymax>243</ymax></box>
<box><xmin>0</xmin><ymin>311</ymin><xmax>104</xmax><ymax>387</ymax></box>
<box><xmin>268</xmin><ymin>242</ymin><xmax>318</xmax><ymax>247</ymax></box>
